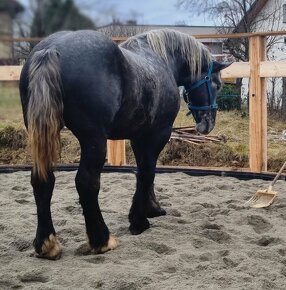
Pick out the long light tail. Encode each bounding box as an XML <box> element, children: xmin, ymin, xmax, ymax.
<box><xmin>27</xmin><ymin>49</ymin><xmax>63</xmax><ymax>181</ymax></box>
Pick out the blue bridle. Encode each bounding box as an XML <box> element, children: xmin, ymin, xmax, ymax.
<box><xmin>183</xmin><ymin>61</ymin><xmax>218</xmax><ymax>112</ymax></box>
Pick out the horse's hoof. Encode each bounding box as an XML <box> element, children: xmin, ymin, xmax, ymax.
<box><xmin>94</xmin><ymin>235</ymin><xmax>118</xmax><ymax>253</ymax></box>
<box><xmin>129</xmin><ymin>218</ymin><xmax>150</xmax><ymax>235</ymax></box>
<box><xmin>147</xmin><ymin>206</ymin><xmax>166</xmax><ymax>218</ymax></box>
<box><xmin>78</xmin><ymin>235</ymin><xmax>118</xmax><ymax>255</ymax></box>
<box><xmin>35</xmin><ymin>234</ymin><xmax>62</xmax><ymax>260</ymax></box>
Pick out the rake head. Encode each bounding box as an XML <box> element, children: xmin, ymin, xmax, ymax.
<box><xmin>245</xmin><ymin>189</ymin><xmax>277</xmax><ymax>208</ymax></box>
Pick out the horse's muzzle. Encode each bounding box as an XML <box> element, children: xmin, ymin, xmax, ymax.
<box><xmin>195</xmin><ymin>111</ymin><xmax>216</xmax><ymax>135</ymax></box>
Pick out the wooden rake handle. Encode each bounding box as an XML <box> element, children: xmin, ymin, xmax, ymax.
<box><xmin>268</xmin><ymin>161</ymin><xmax>286</xmax><ymax>191</ymax></box>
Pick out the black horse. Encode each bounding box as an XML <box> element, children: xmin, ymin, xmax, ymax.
<box><xmin>19</xmin><ymin>29</ymin><xmax>228</xmax><ymax>259</ymax></box>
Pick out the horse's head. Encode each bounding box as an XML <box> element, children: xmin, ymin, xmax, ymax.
<box><xmin>183</xmin><ymin>61</ymin><xmax>231</xmax><ymax>134</ymax></box>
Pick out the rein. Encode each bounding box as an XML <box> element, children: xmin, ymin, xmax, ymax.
<box><xmin>183</xmin><ymin>62</ymin><xmax>218</xmax><ymax>112</ymax></box>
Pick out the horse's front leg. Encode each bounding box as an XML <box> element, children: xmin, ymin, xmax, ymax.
<box><xmin>147</xmin><ymin>183</ymin><xmax>167</xmax><ymax>218</ymax></box>
<box><xmin>129</xmin><ymin>128</ymin><xmax>172</xmax><ymax>235</ymax></box>
<box><xmin>75</xmin><ymin>138</ymin><xmax>118</xmax><ymax>253</ymax></box>
<box><xmin>32</xmin><ymin>170</ymin><xmax>62</xmax><ymax>260</ymax></box>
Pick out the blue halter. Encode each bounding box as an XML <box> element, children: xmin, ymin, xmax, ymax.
<box><xmin>183</xmin><ymin>62</ymin><xmax>218</xmax><ymax>112</ymax></box>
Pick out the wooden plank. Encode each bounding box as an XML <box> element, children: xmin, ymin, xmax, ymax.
<box><xmin>1</xmin><ymin>30</ymin><xmax>286</xmax><ymax>43</ymax></box>
<box><xmin>0</xmin><ymin>65</ymin><xmax>22</xmax><ymax>81</ymax></box>
<box><xmin>221</xmin><ymin>62</ymin><xmax>250</xmax><ymax>78</ymax></box>
<box><xmin>107</xmin><ymin>140</ymin><xmax>126</xmax><ymax>166</ymax></box>
<box><xmin>249</xmin><ymin>36</ymin><xmax>267</xmax><ymax>172</ymax></box>
<box><xmin>156</xmin><ymin>165</ymin><xmax>252</xmax><ymax>172</ymax></box>
<box><xmin>0</xmin><ymin>62</ymin><xmax>251</xmax><ymax>81</ymax></box>
<box><xmin>0</xmin><ymin>36</ymin><xmax>43</xmax><ymax>43</ymax></box>
<box><xmin>0</xmin><ymin>62</ymin><xmax>270</xmax><ymax>83</ymax></box>
<box><xmin>217</xmin><ymin>60</ymin><xmax>286</xmax><ymax>79</ymax></box>
<box><xmin>0</xmin><ymin>61</ymin><xmax>286</xmax><ymax>83</ymax></box>
<box><xmin>0</xmin><ymin>36</ymin><xmax>128</xmax><ymax>43</ymax></box>
<box><xmin>195</xmin><ymin>30</ymin><xmax>286</xmax><ymax>39</ymax></box>
<box><xmin>112</xmin><ymin>37</ymin><xmax>127</xmax><ymax>44</ymax></box>
<box><xmin>260</xmin><ymin>61</ymin><xmax>286</xmax><ymax>77</ymax></box>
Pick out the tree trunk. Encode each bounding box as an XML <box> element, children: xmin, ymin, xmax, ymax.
<box><xmin>281</xmin><ymin>77</ymin><xmax>286</xmax><ymax>119</ymax></box>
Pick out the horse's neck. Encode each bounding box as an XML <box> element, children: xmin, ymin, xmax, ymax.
<box><xmin>120</xmin><ymin>44</ymin><xmax>179</xmax><ymax>86</ymax></box>
<box><xmin>119</xmin><ymin>48</ymin><xmax>145</xmax><ymax>74</ymax></box>
<box><xmin>120</xmin><ymin>46</ymin><xmax>168</xmax><ymax>75</ymax></box>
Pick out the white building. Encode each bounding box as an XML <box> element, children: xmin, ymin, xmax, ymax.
<box><xmin>241</xmin><ymin>0</ymin><xmax>286</xmax><ymax>109</ymax></box>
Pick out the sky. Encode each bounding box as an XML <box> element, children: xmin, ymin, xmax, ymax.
<box><xmin>17</xmin><ymin>0</ymin><xmax>214</xmax><ymax>26</ymax></box>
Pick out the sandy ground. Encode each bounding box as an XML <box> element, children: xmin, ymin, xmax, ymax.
<box><xmin>1</xmin><ymin>170</ymin><xmax>286</xmax><ymax>290</ymax></box>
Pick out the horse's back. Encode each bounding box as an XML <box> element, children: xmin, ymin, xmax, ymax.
<box><xmin>27</xmin><ymin>30</ymin><xmax>118</xmax><ymax>64</ymax></box>
<box><xmin>34</xmin><ymin>30</ymin><xmax>123</xmax><ymax>91</ymax></box>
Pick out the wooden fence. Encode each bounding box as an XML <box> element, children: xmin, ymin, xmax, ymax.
<box><xmin>1</xmin><ymin>31</ymin><xmax>286</xmax><ymax>172</ymax></box>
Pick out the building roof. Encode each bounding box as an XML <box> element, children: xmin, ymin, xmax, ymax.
<box><xmin>0</xmin><ymin>0</ymin><xmax>24</xmax><ymax>17</ymax></box>
<box><xmin>97</xmin><ymin>24</ymin><xmax>227</xmax><ymax>42</ymax></box>
<box><xmin>235</xmin><ymin>0</ymin><xmax>268</xmax><ymax>32</ymax></box>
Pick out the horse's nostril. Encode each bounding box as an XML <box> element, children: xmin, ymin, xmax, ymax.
<box><xmin>204</xmin><ymin>112</ymin><xmax>211</xmax><ymax>121</ymax></box>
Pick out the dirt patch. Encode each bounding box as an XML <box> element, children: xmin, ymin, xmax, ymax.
<box><xmin>0</xmin><ymin>126</ymin><xmax>248</xmax><ymax>169</ymax></box>
<box><xmin>0</xmin><ymin>126</ymin><xmax>27</xmax><ymax>149</ymax></box>
<box><xmin>1</xmin><ymin>125</ymin><xmax>285</xmax><ymax>171</ymax></box>
<box><xmin>0</xmin><ymin>126</ymin><xmax>29</xmax><ymax>165</ymax></box>
<box><xmin>159</xmin><ymin>140</ymin><xmax>248</xmax><ymax>168</ymax></box>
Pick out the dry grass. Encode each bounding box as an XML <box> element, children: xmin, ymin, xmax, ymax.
<box><xmin>0</xmin><ymin>83</ymin><xmax>23</xmax><ymax>128</ymax></box>
<box><xmin>1</xmin><ymin>84</ymin><xmax>286</xmax><ymax>171</ymax></box>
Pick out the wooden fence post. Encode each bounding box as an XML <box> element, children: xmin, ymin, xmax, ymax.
<box><xmin>107</xmin><ymin>140</ymin><xmax>126</xmax><ymax>166</ymax></box>
<box><xmin>249</xmin><ymin>35</ymin><xmax>267</xmax><ymax>172</ymax></box>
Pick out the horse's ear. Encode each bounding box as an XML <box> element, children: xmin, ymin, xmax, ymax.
<box><xmin>212</xmin><ymin>61</ymin><xmax>232</xmax><ymax>73</ymax></box>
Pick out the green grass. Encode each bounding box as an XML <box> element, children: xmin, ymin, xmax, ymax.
<box><xmin>0</xmin><ymin>83</ymin><xmax>23</xmax><ymax>128</ymax></box>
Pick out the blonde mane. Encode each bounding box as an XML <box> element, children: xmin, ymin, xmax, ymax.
<box><xmin>121</xmin><ymin>29</ymin><xmax>213</xmax><ymax>81</ymax></box>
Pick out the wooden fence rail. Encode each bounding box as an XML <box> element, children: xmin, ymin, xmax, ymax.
<box><xmin>2</xmin><ymin>32</ymin><xmax>286</xmax><ymax>171</ymax></box>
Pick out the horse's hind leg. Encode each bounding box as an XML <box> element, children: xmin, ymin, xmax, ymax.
<box><xmin>32</xmin><ymin>170</ymin><xmax>62</xmax><ymax>259</ymax></box>
<box><xmin>75</xmin><ymin>137</ymin><xmax>118</xmax><ymax>253</ymax></box>
<box><xmin>129</xmin><ymin>127</ymin><xmax>172</xmax><ymax>235</ymax></box>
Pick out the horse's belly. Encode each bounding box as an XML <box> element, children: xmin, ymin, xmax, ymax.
<box><xmin>108</xmin><ymin>119</ymin><xmax>146</xmax><ymax>140</ymax></box>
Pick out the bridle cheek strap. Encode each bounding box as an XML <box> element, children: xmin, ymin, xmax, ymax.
<box><xmin>184</xmin><ymin>61</ymin><xmax>218</xmax><ymax>111</ymax></box>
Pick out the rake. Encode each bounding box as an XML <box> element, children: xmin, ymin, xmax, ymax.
<box><xmin>245</xmin><ymin>161</ymin><xmax>286</xmax><ymax>208</ymax></box>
